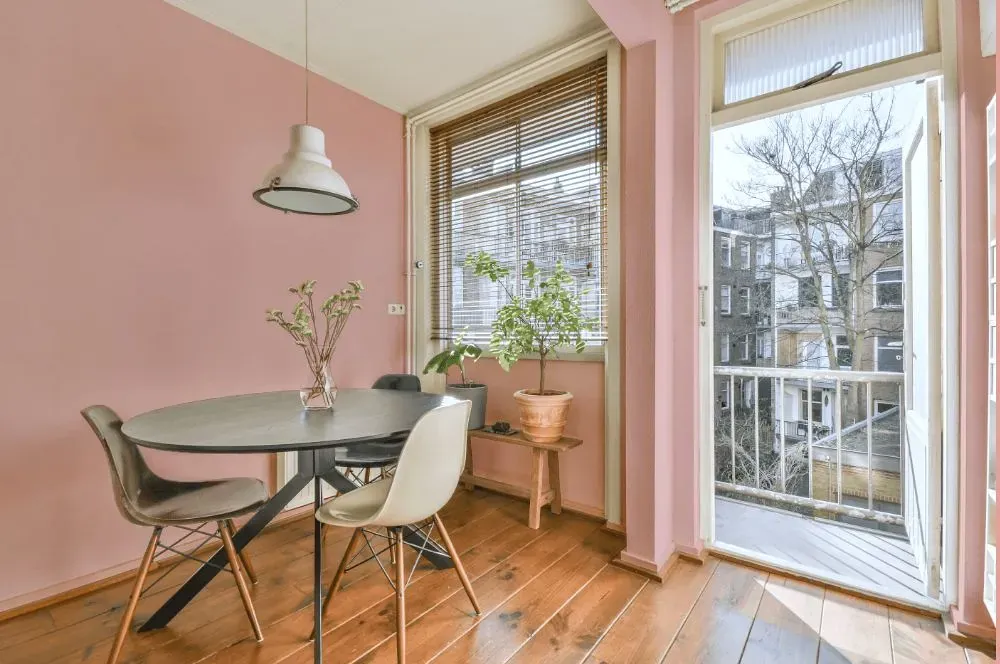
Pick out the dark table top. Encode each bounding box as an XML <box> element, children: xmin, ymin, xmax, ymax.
<box><xmin>121</xmin><ymin>389</ymin><xmax>457</xmax><ymax>453</ymax></box>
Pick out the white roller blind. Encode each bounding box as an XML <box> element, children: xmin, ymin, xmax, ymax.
<box><xmin>428</xmin><ymin>58</ymin><xmax>608</xmax><ymax>345</ymax></box>
<box><xmin>724</xmin><ymin>0</ymin><xmax>925</xmax><ymax>105</ymax></box>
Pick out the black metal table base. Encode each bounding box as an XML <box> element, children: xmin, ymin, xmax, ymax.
<box><xmin>138</xmin><ymin>449</ymin><xmax>452</xmax><ymax>636</ymax></box>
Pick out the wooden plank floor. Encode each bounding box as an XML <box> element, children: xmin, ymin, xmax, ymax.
<box><xmin>0</xmin><ymin>490</ymin><xmax>991</xmax><ymax>664</ymax></box>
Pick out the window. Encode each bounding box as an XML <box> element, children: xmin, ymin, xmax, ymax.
<box><xmin>826</xmin><ymin>273</ymin><xmax>851</xmax><ymax>310</ymax></box>
<box><xmin>719</xmin><ymin>380</ymin><xmax>731</xmax><ymax>410</ymax></box>
<box><xmin>740</xmin><ymin>241</ymin><xmax>751</xmax><ymax>269</ymax></box>
<box><xmin>876</xmin><ymin>336</ymin><xmax>904</xmax><ymax>372</ymax></box>
<box><xmin>757</xmin><ymin>333</ymin><xmax>773</xmax><ymax>359</ymax></box>
<box><xmin>740</xmin><ymin>334</ymin><xmax>751</xmax><ymax>361</ymax></box>
<box><xmin>720</xmin><ymin>285</ymin><xmax>732</xmax><ymax>315</ymax></box>
<box><xmin>720</xmin><ymin>235</ymin><xmax>732</xmax><ymax>267</ymax></box>
<box><xmin>835</xmin><ymin>334</ymin><xmax>853</xmax><ymax>369</ymax></box>
<box><xmin>741</xmin><ymin>378</ymin><xmax>755</xmax><ymax>408</ymax></box>
<box><xmin>798</xmin><ymin>276</ymin><xmax>819</xmax><ymax>308</ymax></box>
<box><xmin>872</xmin><ymin>200</ymin><xmax>904</xmax><ymax>242</ymax></box>
<box><xmin>720</xmin><ymin>334</ymin><xmax>730</xmax><ymax>363</ymax></box>
<box><xmin>800</xmin><ymin>389</ymin><xmax>823</xmax><ymax>422</ymax></box>
<box><xmin>874</xmin><ymin>269</ymin><xmax>903</xmax><ymax>308</ymax></box>
<box><xmin>429</xmin><ymin>58</ymin><xmax>608</xmax><ymax>344</ymax></box>
<box><xmin>721</xmin><ymin>0</ymin><xmax>929</xmax><ymax>105</ymax></box>
<box><xmin>739</xmin><ymin>287</ymin><xmax>751</xmax><ymax>315</ymax></box>
<box><xmin>875</xmin><ymin>400</ymin><xmax>898</xmax><ymax>414</ymax></box>
<box><xmin>756</xmin><ymin>244</ymin><xmax>772</xmax><ymax>269</ymax></box>
<box><xmin>798</xmin><ymin>338</ymin><xmax>827</xmax><ymax>369</ymax></box>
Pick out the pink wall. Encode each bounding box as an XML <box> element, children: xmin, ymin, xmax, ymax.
<box><xmin>955</xmin><ymin>0</ymin><xmax>997</xmax><ymax>634</ymax></box>
<box><xmin>0</xmin><ymin>0</ymin><xmax>405</xmax><ymax>609</ymax></box>
<box><xmin>464</xmin><ymin>361</ymin><xmax>605</xmax><ymax>513</ymax></box>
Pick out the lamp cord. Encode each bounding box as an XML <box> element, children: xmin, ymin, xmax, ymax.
<box><xmin>304</xmin><ymin>0</ymin><xmax>310</xmax><ymax>124</ymax></box>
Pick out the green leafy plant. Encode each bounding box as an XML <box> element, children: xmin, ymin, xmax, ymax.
<box><xmin>266</xmin><ymin>280</ymin><xmax>364</xmax><ymax>387</ymax></box>
<box><xmin>423</xmin><ymin>333</ymin><xmax>483</xmax><ymax>385</ymax></box>
<box><xmin>465</xmin><ymin>252</ymin><xmax>591</xmax><ymax>395</ymax></box>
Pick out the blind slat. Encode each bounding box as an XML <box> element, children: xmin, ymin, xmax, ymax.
<box><xmin>429</xmin><ymin>58</ymin><xmax>608</xmax><ymax>344</ymax></box>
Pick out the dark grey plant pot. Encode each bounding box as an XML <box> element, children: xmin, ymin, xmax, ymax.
<box><xmin>446</xmin><ymin>383</ymin><xmax>487</xmax><ymax>430</ymax></box>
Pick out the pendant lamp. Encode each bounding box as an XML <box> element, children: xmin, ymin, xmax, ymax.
<box><xmin>253</xmin><ymin>0</ymin><xmax>359</xmax><ymax>215</ymax></box>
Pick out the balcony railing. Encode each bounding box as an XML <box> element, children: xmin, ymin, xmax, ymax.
<box><xmin>714</xmin><ymin>366</ymin><xmax>905</xmax><ymax>526</ymax></box>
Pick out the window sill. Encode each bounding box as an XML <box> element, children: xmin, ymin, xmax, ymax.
<box><xmin>475</xmin><ymin>348</ymin><xmax>607</xmax><ymax>364</ymax></box>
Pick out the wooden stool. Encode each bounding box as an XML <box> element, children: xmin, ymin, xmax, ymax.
<box><xmin>462</xmin><ymin>429</ymin><xmax>583</xmax><ymax>529</ymax></box>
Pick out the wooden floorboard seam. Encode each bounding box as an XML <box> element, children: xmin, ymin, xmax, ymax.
<box><xmin>652</xmin><ymin>557</ymin><xmax>726</xmax><ymax>664</ymax></box>
<box><xmin>735</xmin><ymin>572</ymin><xmax>771</xmax><ymax>664</ymax></box>
<box><xmin>575</xmin><ymin>572</ymin><xmax>651</xmax><ymax>664</ymax></box>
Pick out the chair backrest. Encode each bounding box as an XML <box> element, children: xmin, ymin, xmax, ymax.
<box><xmin>81</xmin><ymin>405</ymin><xmax>155</xmax><ymax>526</ymax></box>
<box><xmin>371</xmin><ymin>400</ymin><xmax>471</xmax><ymax>527</ymax></box>
<box><xmin>371</xmin><ymin>373</ymin><xmax>422</xmax><ymax>392</ymax></box>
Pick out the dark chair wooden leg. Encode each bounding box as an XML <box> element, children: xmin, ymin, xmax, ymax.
<box><xmin>432</xmin><ymin>513</ymin><xmax>481</xmax><ymax>614</ymax></box>
<box><xmin>225</xmin><ymin>519</ymin><xmax>258</xmax><ymax>585</ymax></box>
<box><xmin>107</xmin><ymin>528</ymin><xmax>161</xmax><ymax>664</ymax></box>
<box><xmin>219</xmin><ymin>521</ymin><xmax>263</xmax><ymax>642</ymax></box>
<box><xmin>310</xmin><ymin>527</ymin><xmax>363</xmax><ymax>641</ymax></box>
<box><xmin>395</xmin><ymin>528</ymin><xmax>406</xmax><ymax>664</ymax></box>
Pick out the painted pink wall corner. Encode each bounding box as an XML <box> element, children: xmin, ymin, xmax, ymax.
<box><xmin>0</xmin><ymin>0</ymin><xmax>406</xmax><ymax>609</ymax></box>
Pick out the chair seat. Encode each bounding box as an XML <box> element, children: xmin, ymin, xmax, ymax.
<box><xmin>133</xmin><ymin>477</ymin><xmax>269</xmax><ymax>526</ymax></box>
<box><xmin>334</xmin><ymin>440</ymin><xmax>404</xmax><ymax>468</ymax></box>
<box><xmin>315</xmin><ymin>478</ymin><xmax>392</xmax><ymax>527</ymax></box>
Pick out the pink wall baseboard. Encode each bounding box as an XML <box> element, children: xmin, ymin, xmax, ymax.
<box><xmin>0</xmin><ymin>0</ymin><xmax>406</xmax><ymax>607</ymax></box>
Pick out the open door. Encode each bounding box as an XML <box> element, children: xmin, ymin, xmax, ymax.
<box><xmin>902</xmin><ymin>79</ymin><xmax>943</xmax><ymax>599</ymax></box>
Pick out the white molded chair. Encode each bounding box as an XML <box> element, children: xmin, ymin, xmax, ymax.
<box><xmin>313</xmin><ymin>400</ymin><xmax>480</xmax><ymax>663</ymax></box>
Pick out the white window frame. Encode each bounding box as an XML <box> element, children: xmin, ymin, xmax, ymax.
<box><xmin>739</xmin><ymin>286</ymin><xmax>751</xmax><ymax>315</ymax></box>
<box><xmin>757</xmin><ymin>333</ymin><xmax>773</xmax><ymax>359</ymax></box>
<box><xmin>721</xmin><ymin>333</ymin><xmax>731</xmax><ymax>363</ymax></box>
<box><xmin>739</xmin><ymin>241</ymin><xmax>751</xmax><ymax>269</ymax></box>
<box><xmin>874</xmin><ymin>335</ymin><xmax>905</xmax><ymax>373</ymax></box>
<box><xmin>720</xmin><ymin>234</ymin><xmax>733</xmax><ymax>267</ymax></box>
<box><xmin>720</xmin><ymin>380</ymin><xmax>731</xmax><ymax>410</ymax></box>
<box><xmin>720</xmin><ymin>284</ymin><xmax>732</xmax><ymax>315</ymax></box>
<box><xmin>740</xmin><ymin>334</ymin><xmax>751</xmax><ymax>361</ymax></box>
<box><xmin>874</xmin><ymin>267</ymin><xmax>905</xmax><ymax>309</ymax></box>
<box><xmin>408</xmin><ymin>32</ymin><xmax>622</xmax><ymax>524</ymax></box>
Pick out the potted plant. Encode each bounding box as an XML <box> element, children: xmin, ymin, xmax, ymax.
<box><xmin>422</xmin><ymin>334</ymin><xmax>487</xmax><ymax>430</ymax></box>
<box><xmin>465</xmin><ymin>252</ymin><xmax>591</xmax><ymax>442</ymax></box>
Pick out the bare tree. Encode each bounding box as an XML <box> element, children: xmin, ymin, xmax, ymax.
<box><xmin>730</xmin><ymin>92</ymin><xmax>906</xmax><ymax>419</ymax></box>
<box><xmin>715</xmin><ymin>409</ymin><xmax>809</xmax><ymax>493</ymax></box>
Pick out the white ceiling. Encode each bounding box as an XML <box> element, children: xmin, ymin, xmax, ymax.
<box><xmin>165</xmin><ymin>0</ymin><xmax>604</xmax><ymax>114</ymax></box>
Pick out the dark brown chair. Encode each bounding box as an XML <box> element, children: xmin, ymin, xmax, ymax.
<box><xmin>82</xmin><ymin>405</ymin><xmax>268</xmax><ymax>664</ymax></box>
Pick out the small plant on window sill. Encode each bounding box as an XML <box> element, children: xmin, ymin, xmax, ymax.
<box><xmin>465</xmin><ymin>251</ymin><xmax>592</xmax><ymax>443</ymax></box>
<box><xmin>423</xmin><ymin>333</ymin><xmax>488</xmax><ymax>430</ymax></box>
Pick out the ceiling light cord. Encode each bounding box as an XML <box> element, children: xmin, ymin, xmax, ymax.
<box><xmin>304</xmin><ymin>0</ymin><xmax>310</xmax><ymax>124</ymax></box>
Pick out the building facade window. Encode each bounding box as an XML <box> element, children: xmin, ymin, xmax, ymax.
<box><xmin>800</xmin><ymin>388</ymin><xmax>823</xmax><ymax>421</ymax></box>
<box><xmin>740</xmin><ymin>241</ymin><xmax>751</xmax><ymax>269</ymax></box>
<box><xmin>719</xmin><ymin>380</ymin><xmax>731</xmax><ymax>410</ymax></box>
<box><xmin>741</xmin><ymin>334</ymin><xmax>751</xmax><ymax>361</ymax></box>
<box><xmin>757</xmin><ymin>333</ymin><xmax>773</xmax><ymax>359</ymax></box>
<box><xmin>720</xmin><ymin>284</ymin><xmax>732</xmax><ymax>315</ymax></box>
<box><xmin>872</xmin><ymin>199</ymin><xmax>904</xmax><ymax>242</ymax></box>
<box><xmin>835</xmin><ymin>334</ymin><xmax>853</xmax><ymax>368</ymax></box>
<box><xmin>739</xmin><ymin>287</ymin><xmax>751</xmax><ymax>315</ymax></box>
<box><xmin>874</xmin><ymin>268</ymin><xmax>903</xmax><ymax>308</ymax></box>
<box><xmin>875</xmin><ymin>335</ymin><xmax>904</xmax><ymax>372</ymax></box>
<box><xmin>720</xmin><ymin>235</ymin><xmax>732</xmax><ymax>267</ymax></box>
<box><xmin>798</xmin><ymin>276</ymin><xmax>820</xmax><ymax>307</ymax></box>
<box><xmin>721</xmin><ymin>333</ymin><xmax>730</xmax><ymax>363</ymax></box>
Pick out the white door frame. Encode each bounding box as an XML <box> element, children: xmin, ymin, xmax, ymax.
<box><xmin>697</xmin><ymin>0</ymin><xmax>960</xmax><ymax>607</ymax></box>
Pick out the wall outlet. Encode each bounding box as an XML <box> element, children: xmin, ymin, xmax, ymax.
<box><xmin>388</xmin><ymin>303</ymin><xmax>406</xmax><ymax>315</ymax></box>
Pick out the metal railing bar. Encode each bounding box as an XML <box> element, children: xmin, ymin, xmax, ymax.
<box><xmin>867</xmin><ymin>382</ymin><xmax>874</xmax><ymax>512</ymax></box>
<box><xmin>713</xmin><ymin>366</ymin><xmax>903</xmax><ymax>382</ymax></box>
<box><xmin>836</xmin><ymin>378</ymin><xmax>843</xmax><ymax>505</ymax></box>
<box><xmin>779</xmin><ymin>376</ymin><xmax>786</xmax><ymax>493</ymax></box>
<box><xmin>730</xmin><ymin>374</ymin><xmax>736</xmax><ymax>485</ymax></box>
<box><xmin>754</xmin><ymin>375</ymin><xmax>760</xmax><ymax>489</ymax></box>
<box><xmin>807</xmin><ymin>376</ymin><xmax>814</xmax><ymax>500</ymax></box>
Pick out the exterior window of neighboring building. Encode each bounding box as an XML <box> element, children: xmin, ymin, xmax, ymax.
<box><xmin>756</xmin><ymin>243</ymin><xmax>772</xmax><ymax>268</ymax></box>
<box><xmin>872</xmin><ymin>199</ymin><xmax>904</xmax><ymax>242</ymax></box>
<box><xmin>798</xmin><ymin>276</ymin><xmax>819</xmax><ymax>307</ymax></box>
<box><xmin>720</xmin><ymin>285</ymin><xmax>732</xmax><ymax>315</ymax></box>
<box><xmin>721</xmin><ymin>334</ymin><xmax>730</xmax><ymax>363</ymax></box>
<box><xmin>874</xmin><ymin>268</ymin><xmax>903</xmax><ymax>308</ymax></box>
<box><xmin>720</xmin><ymin>235</ymin><xmax>732</xmax><ymax>267</ymax></box>
<box><xmin>740</xmin><ymin>241</ymin><xmax>751</xmax><ymax>269</ymax></box>
<box><xmin>875</xmin><ymin>336</ymin><xmax>904</xmax><ymax>372</ymax></box>
<box><xmin>739</xmin><ymin>287</ymin><xmax>751</xmax><ymax>315</ymax></box>
<box><xmin>741</xmin><ymin>334</ymin><xmax>751</xmax><ymax>360</ymax></box>
<box><xmin>742</xmin><ymin>378</ymin><xmax>755</xmax><ymax>408</ymax></box>
<box><xmin>835</xmin><ymin>334</ymin><xmax>853</xmax><ymax>368</ymax></box>
<box><xmin>757</xmin><ymin>334</ymin><xmax>773</xmax><ymax>359</ymax></box>
<box><xmin>800</xmin><ymin>388</ymin><xmax>823</xmax><ymax>422</ymax></box>
<box><xmin>719</xmin><ymin>380</ymin><xmax>730</xmax><ymax>410</ymax></box>
<box><xmin>874</xmin><ymin>400</ymin><xmax>898</xmax><ymax>414</ymax></box>
<box><xmin>798</xmin><ymin>337</ymin><xmax>827</xmax><ymax>369</ymax></box>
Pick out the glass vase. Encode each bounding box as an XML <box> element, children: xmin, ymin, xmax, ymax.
<box><xmin>300</xmin><ymin>365</ymin><xmax>337</xmax><ymax>410</ymax></box>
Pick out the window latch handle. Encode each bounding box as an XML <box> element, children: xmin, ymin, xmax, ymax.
<box><xmin>699</xmin><ymin>285</ymin><xmax>708</xmax><ymax>327</ymax></box>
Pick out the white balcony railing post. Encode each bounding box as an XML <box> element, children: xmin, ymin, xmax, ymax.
<box><xmin>730</xmin><ymin>374</ymin><xmax>736</xmax><ymax>485</ymax></box>
<box><xmin>807</xmin><ymin>376</ymin><xmax>813</xmax><ymax>499</ymax></box>
<box><xmin>754</xmin><ymin>375</ymin><xmax>760</xmax><ymax>489</ymax></box>
<box><xmin>867</xmin><ymin>382</ymin><xmax>874</xmax><ymax>511</ymax></box>
<box><xmin>779</xmin><ymin>376</ymin><xmax>787</xmax><ymax>493</ymax></box>
<box><xmin>836</xmin><ymin>378</ymin><xmax>843</xmax><ymax>505</ymax></box>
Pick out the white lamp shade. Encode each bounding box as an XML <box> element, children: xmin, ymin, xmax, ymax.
<box><xmin>253</xmin><ymin>124</ymin><xmax>359</xmax><ymax>215</ymax></box>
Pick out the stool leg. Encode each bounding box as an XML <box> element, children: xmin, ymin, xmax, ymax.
<box><xmin>310</xmin><ymin>527</ymin><xmax>363</xmax><ymax>640</ymax></box>
<box><xmin>225</xmin><ymin>520</ymin><xmax>258</xmax><ymax>584</ymax></box>
<box><xmin>219</xmin><ymin>521</ymin><xmax>263</xmax><ymax>642</ymax></box>
<box><xmin>432</xmin><ymin>513</ymin><xmax>481</xmax><ymax>614</ymax></box>
<box><xmin>107</xmin><ymin>527</ymin><xmax>160</xmax><ymax>664</ymax></box>
<box><xmin>547</xmin><ymin>451</ymin><xmax>562</xmax><ymax>515</ymax></box>
<box><xmin>394</xmin><ymin>528</ymin><xmax>407</xmax><ymax>664</ymax></box>
<box><xmin>528</xmin><ymin>448</ymin><xmax>544</xmax><ymax>529</ymax></box>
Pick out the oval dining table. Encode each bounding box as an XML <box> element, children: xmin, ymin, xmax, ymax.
<box><xmin>122</xmin><ymin>388</ymin><xmax>459</xmax><ymax>663</ymax></box>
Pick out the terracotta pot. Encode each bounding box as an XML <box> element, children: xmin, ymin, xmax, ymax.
<box><xmin>513</xmin><ymin>389</ymin><xmax>573</xmax><ymax>443</ymax></box>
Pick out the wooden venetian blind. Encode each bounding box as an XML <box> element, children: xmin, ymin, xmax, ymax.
<box><xmin>428</xmin><ymin>57</ymin><xmax>608</xmax><ymax>345</ymax></box>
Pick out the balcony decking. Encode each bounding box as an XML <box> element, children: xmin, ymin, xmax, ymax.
<box><xmin>715</xmin><ymin>496</ymin><xmax>926</xmax><ymax>605</ymax></box>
